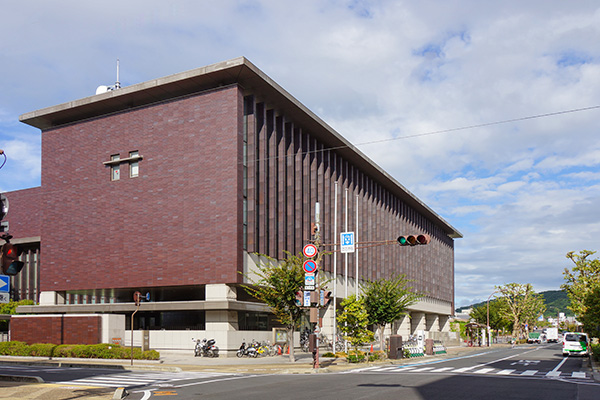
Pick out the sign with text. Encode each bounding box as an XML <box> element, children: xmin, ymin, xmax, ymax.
<box><xmin>303</xmin><ymin>291</ymin><xmax>311</xmax><ymax>307</ymax></box>
<box><xmin>340</xmin><ymin>232</ymin><xmax>355</xmax><ymax>253</ymax></box>
<box><xmin>0</xmin><ymin>292</ymin><xmax>9</xmax><ymax>303</ymax></box>
<box><xmin>304</xmin><ymin>273</ymin><xmax>315</xmax><ymax>291</ymax></box>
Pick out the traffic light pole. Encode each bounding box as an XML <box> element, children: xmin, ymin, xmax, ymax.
<box><xmin>131</xmin><ymin>291</ymin><xmax>142</xmax><ymax>366</ymax></box>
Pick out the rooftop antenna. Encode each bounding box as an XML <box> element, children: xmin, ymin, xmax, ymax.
<box><xmin>115</xmin><ymin>59</ymin><xmax>121</xmax><ymax>89</ymax></box>
<box><xmin>95</xmin><ymin>59</ymin><xmax>121</xmax><ymax>95</ymax></box>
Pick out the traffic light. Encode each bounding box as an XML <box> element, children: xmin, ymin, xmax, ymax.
<box><xmin>311</xmin><ymin>222</ymin><xmax>319</xmax><ymax>237</ymax></box>
<box><xmin>322</xmin><ymin>290</ymin><xmax>332</xmax><ymax>307</ymax></box>
<box><xmin>295</xmin><ymin>291</ymin><xmax>303</xmax><ymax>306</ymax></box>
<box><xmin>1</xmin><ymin>242</ymin><xmax>24</xmax><ymax>276</ymax></box>
<box><xmin>0</xmin><ymin>194</ymin><xmax>8</xmax><ymax>221</ymax></box>
<box><xmin>133</xmin><ymin>291</ymin><xmax>142</xmax><ymax>306</ymax></box>
<box><xmin>397</xmin><ymin>234</ymin><xmax>431</xmax><ymax>246</ymax></box>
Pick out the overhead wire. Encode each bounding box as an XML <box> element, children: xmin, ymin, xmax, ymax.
<box><xmin>241</xmin><ymin>105</ymin><xmax>600</xmax><ymax>165</ymax></box>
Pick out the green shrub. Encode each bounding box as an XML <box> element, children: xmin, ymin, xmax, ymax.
<box><xmin>0</xmin><ymin>341</ymin><xmax>30</xmax><ymax>356</ymax></box>
<box><xmin>0</xmin><ymin>341</ymin><xmax>160</xmax><ymax>360</ymax></box>
<box><xmin>347</xmin><ymin>350</ymin><xmax>366</xmax><ymax>363</ymax></box>
<box><xmin>28</xmin><ymin>343</ymin><xmax>57</xmax><ymax>357</ymax></box>
<box><xmin>591</xmin><ymin>343</ymin><xmax>600</xmax><ymax>362</ymax></box>
<box><xmin>368</xmin><ymin>350</ymin><xmax>386</xmax><ymax>362</ymax></box>
<box><xmin>322</xmin><ymin>351</ymin><xmax>335</xmax><ymax>358</ymax></box>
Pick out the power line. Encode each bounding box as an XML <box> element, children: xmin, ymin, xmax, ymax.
<box><xmin>357</xmin><ymin>105</ymin><xmax>600</xmax><ymax>146</ymax></box>
<box><xmin>243</xmin><ymin>105</ymin><xmax>600</xmax><ymax>165</ymax></box>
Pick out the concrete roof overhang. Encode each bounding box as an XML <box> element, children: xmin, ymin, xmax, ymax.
<box><xmin>20</xmin><ymin>57</ymin><xmax>461</xmax><ymax>239</ymax></box>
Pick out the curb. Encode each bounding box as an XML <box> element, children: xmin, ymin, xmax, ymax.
<box><xmin>0</xmin><ymin>357</ymin><xmax>181</xmax><ymax>372</ymax></box>
<box><xmin>0</xmin><ymin>374</ymin><xmax>44</xmax><ymax>383</ymax></box>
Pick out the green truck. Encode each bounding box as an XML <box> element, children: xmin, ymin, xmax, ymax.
<box><xmin>527</xmin><ymin>332</ymin><xmax>542</xmax><ymax>344</ymax></box>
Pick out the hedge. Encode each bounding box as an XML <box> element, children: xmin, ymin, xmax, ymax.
<box><xmin>0</xmin><ymin>342</ymin><xmax>159</xmax><ymax>360</ymax></box>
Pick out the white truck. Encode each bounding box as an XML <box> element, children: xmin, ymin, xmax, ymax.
<box><xmin>546</xmin><ymin>327</ymin><xmax>559</xmax><ymax>343</ymax></box>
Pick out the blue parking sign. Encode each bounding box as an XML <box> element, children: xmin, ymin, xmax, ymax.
<box><xmin>341</xmin><ymin>232</ymin><xmax>355</xmax><ymax>253</ymax></box>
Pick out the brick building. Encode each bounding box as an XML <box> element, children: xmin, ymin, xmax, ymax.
<box><xmin>5</xmin><ymin>57</ymin><xmax>461</xmax><ymax>351</ymax></box>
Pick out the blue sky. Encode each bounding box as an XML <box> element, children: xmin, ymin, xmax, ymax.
<box><xmin>1</xmin><ymin>0</ymin><xmax>599</xmax><ymax>307</ymax></box>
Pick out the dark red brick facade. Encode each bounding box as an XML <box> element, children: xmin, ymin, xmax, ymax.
<box><xmin>40</xmin><ymin>86</ymin><xmax>244</xmax><ymax>292</ymax></box>
<box><xmin>10</xmin><ymin>315</ymin><xmax>101</xmax><ymax>344</ymax></box>
<box><xmin>10</xmin><ymin>59</ymin><xmax>459</xmax><ymax>310</ymax></box>
<box><xmin>1</xmin><ymin>187</ymin><xmax>41</xmax><ymax>239</ymax></box>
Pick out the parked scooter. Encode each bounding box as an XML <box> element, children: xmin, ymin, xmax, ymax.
<box><xmin>236</xmin><ymin>340</ymin><xmax>258</xmax><ymax>358</ymax></box>
<box><xmin>192</xmin><ymin>338</ymin><xmax>219</xmax><ymax>357</ymax></box>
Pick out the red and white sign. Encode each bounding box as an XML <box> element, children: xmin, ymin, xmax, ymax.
<box><xmin>303</xmin><ymin>244</ymin><xmax>318</xmax><ymax>258</ymax></box>
<box><xmin>303</xmin><ymin>260</ymin><xmax>318</xmax><ymax>273</ymax></box>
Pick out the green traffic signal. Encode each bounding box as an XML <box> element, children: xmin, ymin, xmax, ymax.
<box><xmin>397</xmin><ymin>234</ymin><xmax>431</xmax><ymax>246</ymax></box>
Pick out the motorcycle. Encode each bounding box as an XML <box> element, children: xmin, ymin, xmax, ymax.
<box><xmin>192</xmin><ymin>338</ymin><xmax>219</xmax><ymax>357</ymax></box>
<box><xmin>236</xmin><ymin>340</ymin><xmax>258</xmax><ymax>358</ymax></box>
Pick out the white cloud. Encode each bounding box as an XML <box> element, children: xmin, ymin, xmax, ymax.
<box><xmin>1</xmin><ymin>0</ymin><xmax>600</xmax><ymax>307</ymax></box>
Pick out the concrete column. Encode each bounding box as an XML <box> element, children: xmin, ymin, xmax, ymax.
<box><xmin>39</xmin><ymin>291</ymin><xmax>65</xmax><ymax>305</ymax></box>
<box><xmin>411</xmin><ymin>312</ymin><xmax>426</xmax><ymax>335</ymax></box>
<box><xmin>439</xmin><ymin>315</ymin><xmax>451</xmax><ymax>332</ymax></box>
<box><xmin>426</xmin><ymin>314</ymin><xmax>440</xmax><ymax>332</ymax></box>
<box><xmin>393</xmin><ymin>314</ymin><xmax>411</xmax><ymax>338</ymax></box>
<box><xmin>205</xmin><ymin>310</ymin><xmax>239</xmax><ymax>330</ymax></box>
<box><xmin>205</xmin><ymin>284</ymin><xmax>237</xmax><ymax>301</ymax></box>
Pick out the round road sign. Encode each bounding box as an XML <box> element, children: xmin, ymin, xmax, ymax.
<box><xmin>303</xmin><ymin>244</ymin><xmax>318</xmax><ymax>258</ymax></box>
<box><xmin>303</xmin><ymin>260</ymin><xmax>318</xmax><ymax>273</ymax></box>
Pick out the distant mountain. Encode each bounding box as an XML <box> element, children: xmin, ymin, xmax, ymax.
<box><xmin>455</xmin><ymin>290</ymin><xmax>573</xmax><ymax>317</ymax></box>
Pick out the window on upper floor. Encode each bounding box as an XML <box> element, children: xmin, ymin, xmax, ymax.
<box><xmin>129</xmin><ymin>150</ymin><xmax>139</xmax><ymax>178</ymax></box>
<box><xmin>110</xmin><ymin>154</ymin><xmax>120</xmax><ymax>181</ymax></box>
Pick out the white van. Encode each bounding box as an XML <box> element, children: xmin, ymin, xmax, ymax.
<box><xmin>562</xmin><ymin>332</ymin><xmax>590</xmax><ymax>357</ymax></box>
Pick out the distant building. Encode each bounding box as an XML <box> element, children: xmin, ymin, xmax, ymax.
<box><xmin>5</xmin><ymin>57</ymin><xmax>461</xmax><ymax>351</ymax></box>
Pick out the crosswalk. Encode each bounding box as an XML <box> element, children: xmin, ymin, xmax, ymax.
<box><xmin>52</xmin><ymin>371</ymin><xmax>236</xmax><ymax>388</ymax></box>
<box><xmin>348</xmin><ymin>364</ymin><xmax>590</xmax><ymax>380</ymax></box>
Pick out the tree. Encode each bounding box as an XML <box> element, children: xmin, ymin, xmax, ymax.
<box><xmin>361</xmin><ymin>274</ymin><xmax>421</xmax><ymax>352</ymax></box>
<box><xmin>242</xmin><ymin>252</ymin><xmax>305</xmax><ymax>362</ymax></box>
<box><xmin>469</xmin><ymin>300</ymin><xmax>510</xmax><ymax>335</ymax></box>
<box><xmin>0</xmin><ymin>300</ymin><xmax>34</xmax><ymax>331</ymax></box>
<box><xmin>561</xmin><ymin>250</ymin><xmax>600</xmax><ymax>317</ymax></box>
<box><xmin>579</xmin><ymin>286</ymin><xmax>600</xmax><ymax>338</ymax></box>
<box><xmin>496</xmin><ymin>283</ymin><xmax>546</xmax><ymax>338</ymax></box>
<box><xmin>337</xmin><ymin>294</ymin><xmax>374</xmax><ymax>360</ymax></box>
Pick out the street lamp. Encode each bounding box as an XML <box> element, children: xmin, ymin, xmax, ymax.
<box><xmin>486</xmin><ymin>291</ymin><xmax>498</xmax><ymax>347</ymax></box>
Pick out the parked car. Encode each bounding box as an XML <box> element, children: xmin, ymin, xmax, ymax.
<box><xmin>562</xmin><ymin>332</ymin><xmax>590</xmax><ymax>357</ymax></box>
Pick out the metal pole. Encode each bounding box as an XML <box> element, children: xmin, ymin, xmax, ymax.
<box><xmin>332</xmin><ymin>182</ymin><xmax>338</xmax><ymax>354</ymax></box>
<box><xmin>486</xmin><ymin>291</ymin><xmax>497</xmax><ymax>347</ymax></box>
<box><xmin>344</xmin><ymin>187</ymin><xmax>348</xmax><ymax>299</ymax></box>
<box><xmin>355</xmin><ymin>194</ymin><xmax>359</xmax><ymax>297</ymax></box>
<box><xmin>344</xmin><ymin>187</ymin><xmax>348</xmax><ymax>354</ymax></box>
<box><xmin>130</xmin><ymin>304</ymin><xmax>139</xmax><ymax>365</ymax></box>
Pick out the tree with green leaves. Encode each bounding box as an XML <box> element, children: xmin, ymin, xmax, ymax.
<box><xmin>242</xmin><ymin>252</ymin><xmax>305</xmax><ymax>362</ymax></box>
<box><xmin>579</xmin><ymin>285</ymin><xmax>600</xmax><ymax>338</ymax></box>
<box><xmin>496</xmin><ymin>283</ymin><xmax>546</xmax><ymax>338</ymax></box>
<box><xmin>337</xmin><ymin>294</ymin><xmax>374</xmax><ymax>360</ymax></box>
<box><xmin>0</xmin><ymin>300</ymin><xmax>34</xmax><ymax>331</ymax></box>
<box><xmin>469</xmin><ymin>300</ymin><xmax>511</xmax><ymax>335</ymax></box>
<box><xmin>561</xmin><ymin>250</ymin><xmax>600</xmax><ymax>317</ymax></box>
<box><xmin>361</xmin><ymin>274</ymin><xmax>421</xmax><ymax>352</ymax></box>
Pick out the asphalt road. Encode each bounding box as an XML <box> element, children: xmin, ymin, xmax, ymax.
<box><xmin>123</xmin><ymin>344</ymin><xmax>599</xmax><ymax>400</ymax></box>
<box><xmin>0</xmin><ymin>344</ymin><xmax>597</xmax><ymax>399</ymax></box>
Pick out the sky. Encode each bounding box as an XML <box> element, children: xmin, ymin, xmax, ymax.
<box><xmin>1</xmin><ymin>0</ymin><xmax>599</xmax><ymax>308</ymax></box>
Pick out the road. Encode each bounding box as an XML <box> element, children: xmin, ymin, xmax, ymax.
<box><xmin>0</xmin><ymin>344</ymin><xmax>598</xmax><ymax>399</ymax></box>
